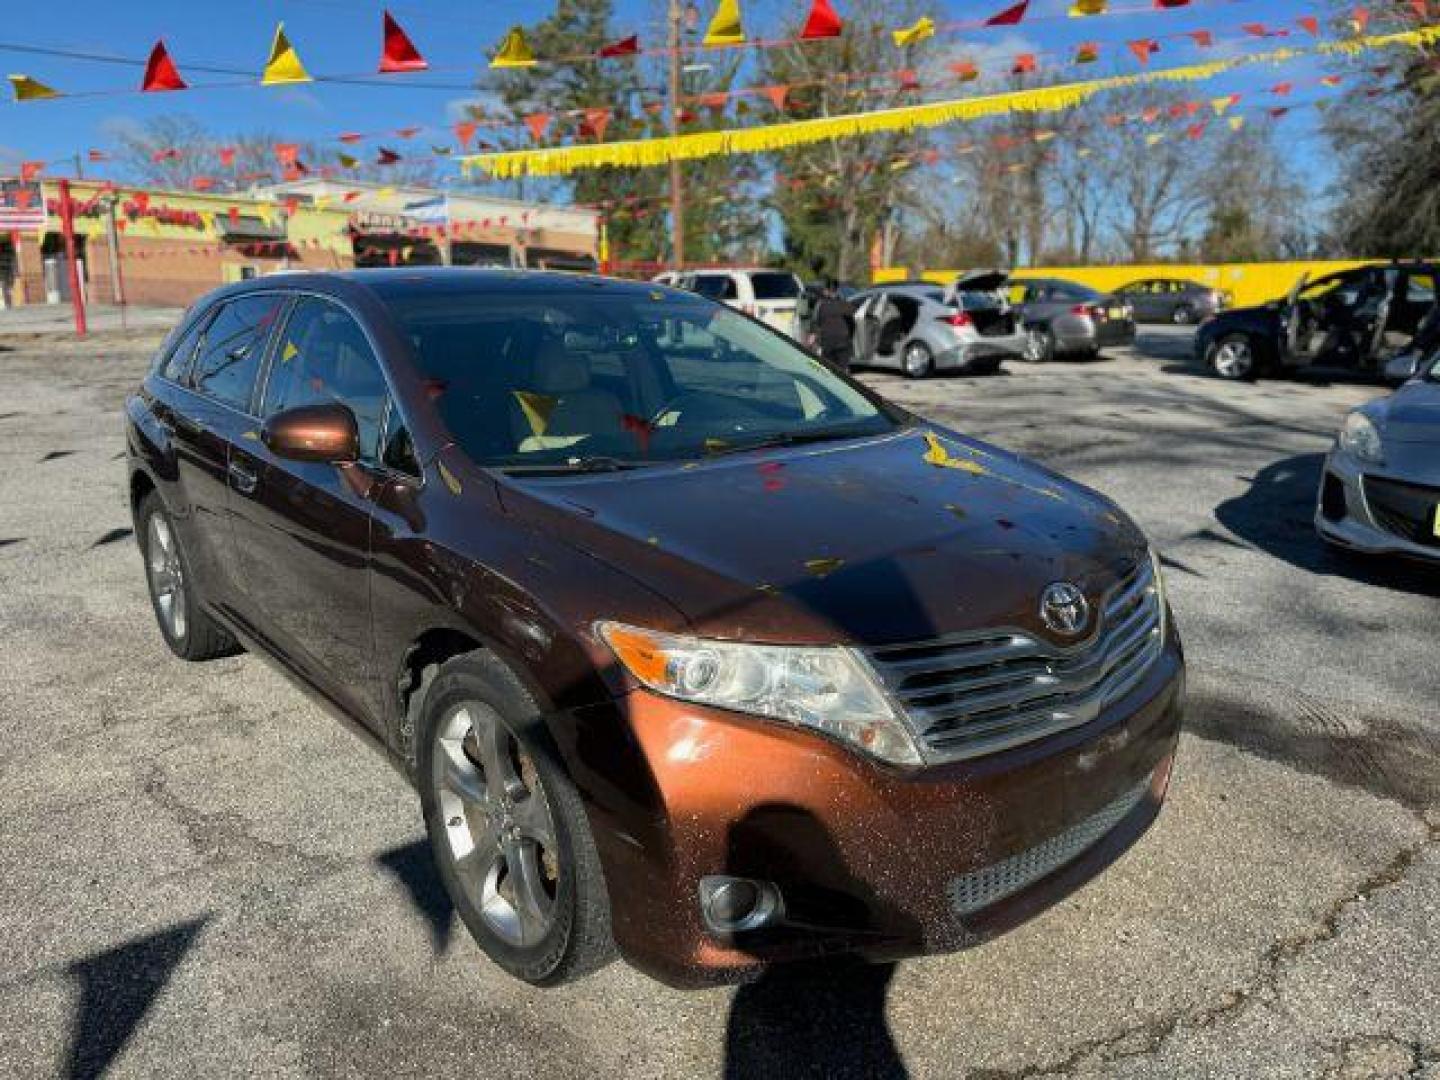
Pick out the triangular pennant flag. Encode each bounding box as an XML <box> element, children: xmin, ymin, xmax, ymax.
<box><xmin>1351</xmin><ymin>8</ymin><xmax>1370</xmax><ymax>34</ymax></box>
<box><xmin>262</xmin><ymin>24</ymin><xmax>312</xmax><ymax>85</ymax></box>
<box><xmin>454</xmin><ymin>120</ymin><xmax>479</xmax><ymax>148</ymax></box>
<box><xmin>801</xmin><ymin>0</ymin><xmax>843</xmax><ymax>39</ymax></box>
<box><xmin>1186</xmin><ymin>121</ymin><xmax>1208</xmax><ymax>140</ymax></box>
<box><xmin>8</xmin><ymin>74</ymin><xmax>59</xmax><ymax>101</ymax></box>
<box><xmin>1228</xmin><ymin>116</ymin><xmax>1246</xmax><ymax>131</ymax></box>
<box><xmin>1297</xmin><ymin>15</ymin><xmax>1320</xmax><ymax>35</ymax></box>
<box><xmin>1320</xmin><ymin>75</ymin><xmax>1344</xmax><ymax>87</ymax></box>
<box><xmin>1146</xmin><ymin>133</ymin><xmax>1166</xmax><ymax>147</ymax></box>
<box><xmin>949</xmin><ymin>60</ymin><xmax>979</xmax><ymax>82</ymax></box>
<box><xmin>1128</xmin><ymin>39</ymin><xmax>1159</xmax><ymax>64</ymax></box>
<box><xmin>491</xmin><ymin>27</ymin><xmax>536</xmax><ymax>67</ymax></box>
<box><xmin>19</xmin><ymin>161</ymin><xmax>44</xmax><ymax>182</ymax></box>
<box><xmin>702</xmin><ymin>0</ymin><xmax>745</xmax><ymax>46</ymax></box>
<box><xmin>1075</xmin><ymin>42</ymin><xmax>1100</xmax><ymax>63</ymax></box>
<box><xmin>1241</xmin><ymin>23</ymin><xmax>1269</xmax><ymax>37</ymax></box>
<box><xmin>892</xmin><ymin>16</ymin><xmax>935</xmax><ymax>47</ymax></box>
<box><xmin>1268</xmin><ymin>107</ymin><xmax>1290</xmax><ymax>119</ymax></box>
<box><xmin>986</xmin><ymin>1</ymin><xmax>1030</xmax><ymax>26</ymax></box>
<box><xmin>376</xmin><ymin>147</ymin><xmax>401</xmax><ymax>165</ymax></box>
<box><xmin>1011</xmin><ymin>53</ymin><xmax>1037</xmax><ymax>75</ymax></box>
<box><xmin>1270</xmin><ymin>82</ymin><xmax>1293</xmax><ymax>96</ymax></box>
<box><xmin>581</xmin><ymin>108</ymin><xmax>611</xmax><ymax>141</ymax></box>
<box><xmin>338</xmin><ymin>152</ymin><xmax>359</xmax><ymax>168</ymax></box>
<box><xmin>599</xmin><ymin>34</ymin><xmax>640</xmax><ymax>57</ymax></box>
<box><xmin>1069</xmin><ymin>0</ymin><xmax>1106</xmax><ymax>15</ymax></box>
<box><xmin>274</xmin><ymin>142</ymin><xmax>300</xmax><ymax>167</ymax></box>
<box><xmin>1186</xmin><ymin>29</ymin><xmax>1214</xmax><ymax>47</ymax></box>
<box><xmin>217</xmin><ymin>146</ymin><xmax>236</xmax><ymax>167</ymax></box>
<box><xmin>1211</xmin><ymin>93</ymin><xmax>1240</xmax><ymax>115</ymax></box>
<box><xmin>88</xmin><ymin>149</ymin><xmax>110</xmax><ymax>162</ymax></box>
<box><xmin>142</xmin><ymin>40</ymin><xmax>187</xmax><ymax>92</ymax></box>
<box><xmin>395</xmin><ymin>126</ymin><xmax>421</xmax><ymax>138</ymax></box>
<box><xmin>379</xmin><ymin>11</ymin><xmax>428</xmax><ymax>73</ymax></box>
<box><xmin>524</xmin><ymin>113</ymin><xmax>553</xmax><ymax>141</ymax></box>
<box><xmin>338</xmin><ymin>132</ymin><xmax>364</xmax><ymax>144</ymax></box>
<box><xmin>759</xmin><ymin>85</ymin><xmax>789</xmax><ymax>110</ymax></box>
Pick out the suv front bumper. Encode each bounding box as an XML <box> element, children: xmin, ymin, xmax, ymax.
<box><xmin>1316</xmin><ymin>449</ymin><xmax>1440</xmax><ymax>561</ymax></box>
<box><xmin>580</xmin><ymin>634</ymin><xmax>1184</xmax><ymax>987</ymax></box>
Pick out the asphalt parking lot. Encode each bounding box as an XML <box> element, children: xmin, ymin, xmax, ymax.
<box><xmin>1</xmin><ymin>320</ymin><xmax>1435</xmax><ymax>1079</ymax></box>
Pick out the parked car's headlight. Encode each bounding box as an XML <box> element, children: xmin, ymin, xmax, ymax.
<box><xmin>597</xmin><ymin>622</ymin><xmax>922</xmax><ymax>766</ymax></box>
<box><xmin>1339</xmin><ymin>411</ymin><xmax>1385</xmax><ymax>464</ymax></box>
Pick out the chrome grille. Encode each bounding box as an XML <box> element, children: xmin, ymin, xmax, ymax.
<box><xmin>948</xmin><ymin>779</ymin><xmax>1149</xmax><ymax>916</ymax></box>
<box><xmin>865</xmin><ymin>560</ymin><xmax>1164</xmax><ymax>763</ymax></box>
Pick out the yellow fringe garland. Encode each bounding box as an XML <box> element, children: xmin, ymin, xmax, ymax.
<box><xmin>460</xmin><ymin>25</ymin><xmax>1440</xmax><ymax>179</ymax></box>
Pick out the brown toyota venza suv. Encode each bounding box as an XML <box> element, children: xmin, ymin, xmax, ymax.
<box><xmin>126</xmin><ymin>269</ymin><xmax>1183</xmax><ymax>987</ymax></box>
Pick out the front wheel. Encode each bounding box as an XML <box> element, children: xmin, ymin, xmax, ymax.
<box><xmin>418</xmin><ymin>652</ymin><xmax>613</xmax><ymax>986</ymax></box>
<box><xmin>1209</xmin><ymin>334</ymin><xmax>1259</xmax><ymax>381</ymax></box>
<box><xmin>902</xmin><ymin>341</ymin><xmax>934</xmax><ymax>379</ymax></box>
<box><xmin>137</xmin><ymin>491</ymin><xmax>239</xmax><ymax>661</ymax></box>
<box><xmin>1172</xmin><ymin>304</ymin><xmax>1195</xmax><ymax>326</ymax></box>
<box><xmin>1022</xmin><ymin>326</ymin><xmax>1055</xmax><ymax>364</ymax></box>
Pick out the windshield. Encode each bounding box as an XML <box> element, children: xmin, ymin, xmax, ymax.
<box><xmin>749</xmin><ymin>272</ymin><xmax>802</xmax><ymax>301</ymax></box>
<box><xmin>384</xmin><ymin>290</ymin><xmax>896</xmax><ymax>469</ymax></box>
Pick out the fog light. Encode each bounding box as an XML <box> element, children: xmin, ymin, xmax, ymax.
<box><xmin>1321</xmin><ymin>473</ymin><xmax>1348</xmax><ymax>523</ymax></box>
<box><xmin>699</xmin><ymin>875</ymin><xmax>783</xmax><ymax>932</ymax></box>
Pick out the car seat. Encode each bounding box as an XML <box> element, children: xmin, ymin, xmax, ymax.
<box><xmin>511</xmin><ymin>336</ymin><xmax>624</xmax><ymax>454</ymax></box>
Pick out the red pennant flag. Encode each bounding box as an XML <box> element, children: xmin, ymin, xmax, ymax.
<box><xmin>1269</xmin><ymin>107</ymin><xmax>1290</xmax><ymax>119</ymax></box>
<box><xmin>896</xmin><ymin>69</ymin><xmax>920</xmax><ymax>90</ymax></box>
<box><xmin>1154</xmin><ymin>0</ymin><xmax>1191</xmax><ymax>6</ymax></box>
<box><xmin>274</xmin><ymin>142</ymin><xmax>299</xmax><ymax>166</ymax></box>
<box><xmin>227</xmin><ymin>207</ymin><xmax>240</xmax><ymax>226</ymax></box>
<box><xmin>598</xmin><ymin>34</ymin><xmax>640</xmax><ymax>57</ymax></box>
<box><xmin>151</xmin><ymin>148</ymin><xmax>181</xmax><ymax>162</ymax></box>
<box><xmin>1186</xmin><ymin>121</ymin><xmax>1208</xmax><ymax>140</ymax></box>
<box><xmin>1241</xmin><ymin>23</ymin><xmax>1269</xmax><ymax>37</ymax></box>
<box><xmin>1186</xmin><ymin>29</ymin><xmax>1214</xmax><ymax>47</ymax></box>
<box><xmin>217</xmin><ymin>146</ymin><xmax>237</xmax><ymax>167</ymax></box>
<box><xmin>759</xmin><ymin>85</ymin><xmax>789</xmax><ymax>110</ymax></box>
<box><xmin>524</xmin><ymin>113</ymin><xmax>553</xmax><ymax>141</ymax></box>
<box><xmin>1011</xmin><ymin>53</ymin><xmax>1037</xmax><ymax>75</ymax></box>
<box><xmin>338</xmin><ymin>132</ymin><xmax>364</xmax><ymax>144</ymax></box>
<box><xmin>800</xmin><ymin>0</ymin><xmax>843</xmax><ymax>39</ymax></box>
<box><xmin>142</xmin><ymin>40</ymin><xmax>187</xmax><ymax>92</ymax></box>
<box><xmin>1351</xmin><ymin>7</ymin><xmax>1371</xmax><ymax>33</ymax></box>
<box><xmin>376</xmin><ymin>147</ymin><xmax>401</xmax><ymax>165</ymax></box>
<box><xmin>1075</xmin><ymin>42</ymin><xmax>1100</xmax><ymax>64</ymax></box>
<box><xmin>1297</xmin><ymin>15</ymin><xmax>1320</xmax><ymax>35</ymax></box>
<box><xmin>1142</xmin><ymin>106</ymin><xmax>1162</xmax><ymax>122</ymax></box>
<box><xmin>949</xmin><ymin>60</ymin><xmax>979</xmax><ymax>82</ymax></box>
<box><xmin>454</xmin><ymin>120</ymin><xmax>479</xmax><ymax>149</ymax></box>
<box><xmin>395</xmin><ymin>126</ymin><xmax>420</xmax><ymax>139</ymax></box>
<box><xmin>191</xmin><ymin>177</ymin><xmax>214</xmax><ymax>191</ymax></box>
<box><xmin>581</xmin><ymin>108</ymin><xmax>611</xmax><ymax>142</ymax></box>
<box><xmin>986</xmin><ymin>1</ymin><xmax>1029</xmax><ymax>26</ymax></box>
<box><xmin>1270</xmin><ymin>82</ymin><xmax>1294</xmax><ymax>95</ymax></box>
<box><xmin>1128</xmin><ymin>39</ymin><xmax>1159</xmax><ymax>64</ymax></box>
<box><xmin>379</xmin><ymin>11</ymin><xmax>428</xmax><ymax>72</ymax></box>
<box><xmin>1320</xmin><ymin>75</ymin><xmax>1344</xmax><ymax>87</ymax></box>
<box><xmin>343</xmin><ymin>190</ymin><xmax>363</xmax><ymax>203</ymax></box>
<box><xmin>19</xmin><ymin>161</ymin><xmax>44</xmax><ymax>182</ymax></box>
<box><xmin>87</xmin><ymin>149</ymin><xmax>110</xmax><ymax>163</ymax></box>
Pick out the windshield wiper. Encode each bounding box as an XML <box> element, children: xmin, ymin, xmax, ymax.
<box><xmin>702</xmin><ymin>425</ymin><xmax>880</xmax><ymax>458</ymax></box>
<box><xmin>500</xmin><ymin>456</ymin><xmax>650</xmax><ymax>476</ymax></box>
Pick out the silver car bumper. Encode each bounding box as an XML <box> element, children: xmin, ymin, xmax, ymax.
<box><xmin>1315</xmin><ymin>449</ymin><xmax>1440</xmax><ymax>561</ymax></box>
<box><xmin>937</xmin><ymin>334</ymin><xmax>1027</xmax><ymax>370</ymax></box>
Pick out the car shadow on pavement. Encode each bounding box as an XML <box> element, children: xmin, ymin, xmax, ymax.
<box><xmin>722</xmin><ymin>805</ymin><xmax>916</xmax><ymax>1080</ymax></box>
<box><xmin>376</xmin><ymin>840</ymin><xmax>456</xmax><ymax>955</ymax></box>
<box><xmin>64</xmin><ymin>916</ymin><xmax>209</xmax><ymax>1080</ymax></box>
<box><xmin>1214</xmin><ymin>452</ymin><xmax>1440</xmax><ymax>597</ymax></box>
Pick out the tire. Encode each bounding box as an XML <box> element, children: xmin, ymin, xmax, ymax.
<box><xmin>418</xmin><ymin>651</ymin><xmax>614</xmax><ymax>986</ymax></box>
<box><xmin>1022</xmin><ymin>326</ymin><xmax>1056</xmax><ymax>364</ymax></box>
<box><xmin>901</xmin><ymin>340</ymin><xmax>934</xmax><ymax>379</ymax></box>
<box><xmin>1172</xmin><ymin>304</ymin><xmax>1195</xmax><ymax>326</ymax></box>
<box><xmin>1208</xmin><ymin>333</ymin><xmax>1259</xmax><ymax>381</ymax></box>
<box><xmin>137</xmin><ymin>491</ymin><xmax>239</xmax><ymax>661</ymax></box>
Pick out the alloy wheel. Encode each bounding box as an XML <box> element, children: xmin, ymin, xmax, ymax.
<box><xmin>433</xmin><ymin>703</ymin><xmax>560</xmax><ymax>948</ymax></box>
<box><xmin>1213</xmin><ymin>339</ymin><xmax>1254</xmax><ymax>379</ymax></box>
<box><xmin>146</xmin><ymin>513</ymin><xmax>187</xmax><ymax>642</ymax></box>
<box><xmin>903</xmin><ymin>343</ymin><xmax>931</xmax><ymax>377</ymax></box>
<box><xmin>1024</xmin><ymin>328</ymin><xmax>1049</xmax><ymax>363</ymax></box>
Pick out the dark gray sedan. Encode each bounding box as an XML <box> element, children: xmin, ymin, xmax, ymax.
<box><xmin>1113</xmin><ymin>278</ymin><xmax>1229</xmax><ymax>325</ymax></box>
<box><xmin>1012</xmin><ymin>278</ymin><xmax>1137</xmax><ymax>362</ymax></box>
<box><xmin>1317</xmin><ymin>350</ymin><xmax>1440</xmax><ymax>561</ymax></box>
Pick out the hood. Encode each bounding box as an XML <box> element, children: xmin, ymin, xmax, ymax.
<box><xmin>497</xmin><ymin>427</ymin><xmax>1148</xmax><ymax>648</ymax></box>
<box><xmin>1382</xmin><ymin>380</ymin><xmax>1440</xmax><ymax>445</ymax></box>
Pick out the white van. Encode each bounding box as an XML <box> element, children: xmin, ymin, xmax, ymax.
<box><xmin>676</xmin><ymin>269</ymin><xmax>805</xmax><ymax>337</ymax></box>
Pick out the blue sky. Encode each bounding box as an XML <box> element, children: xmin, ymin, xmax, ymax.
<box><xmin>0</xmin><ymin>0</ymin><xmax>1344</xmax><ymax>188</ymax></box>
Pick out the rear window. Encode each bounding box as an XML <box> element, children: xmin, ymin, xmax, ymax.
<box><xmin>1053</xmin><ymin>283</ymin><xmax>1104</xmax><ymax>302</ymax></box>
<box><xmin>748</xmin><ymin>272</ymin><xmax>801</xmax><ymax>301</ymax></box>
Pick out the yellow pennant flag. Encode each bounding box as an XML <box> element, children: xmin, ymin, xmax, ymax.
<box><xmin>512</xmin><ymin>391</ymin><xmax>557</xmax><ymax>436</ymax></box>
<box><xmin>1228</xmin><ymin>116</ymin><xmax>1246</xmax><ymax>131</ymax></box>
<box><xmin>262</xmin><ymin>23</ymin><xmax>312</xmax><ymax>85</ymax></box>
<box><xmin>8</xmin><ymin>74</ymin><xmax>59</xmax><ymax>100</ymax></box>
<box><xmin>491</xmin><ymin>27</ymin><xmax>537</xmax><ymax>67</ymax></box>
<box><xmin>1146</xmin><ymin>132</ymin><xmax>1165</xmax><ymax>146</ymax></box>
<box><xmin>702</xmin><ymin>0</ymin><xmax>745</xmax><ymax>47</ymax></box>
<box><xmin>892</xmin><ymin>16</ymin><xmax>935</xmax><ymax>48</ymax></box>
<box><xmin>1069</xmin><ymin>0</ymin><xmax>1107</xmax><ymax>15</ymax></box>
<box><xmin>1211</xmin><ymin>95</ymin><xmax>1237</xmax><ymax>116</ymax></box>
<box><xmin>1034</xmin><ymin>130</ymin><xmax>1057</xmax><ymax>142</ymax></box>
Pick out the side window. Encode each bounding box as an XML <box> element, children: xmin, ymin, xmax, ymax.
<box><xmin>1406</xmin><ymin>274</ymin><xmax>1435</xmax><ymax>303</ymax></box>
<box><xmin>264</xmin><ymin>297</ymin><xmax>388</xmax><ymax>461</ymax></box>
<box><xmin>189</xmin><ymin>294</ymin><xmax>286</xmax><ymax>411</ymax></box>
<box><xmin>160</xmin><ymin>311</ymin><xmax>209</xmax><ymax>383</ymax></box>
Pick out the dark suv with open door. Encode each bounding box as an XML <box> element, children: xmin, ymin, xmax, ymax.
<box><xmin>127</xmin><ymin>269</ymin><xmax>1183</xmax><ymax>987</ymax></box>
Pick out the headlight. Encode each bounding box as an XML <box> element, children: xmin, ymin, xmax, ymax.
<box><xmin>1338</xmin><ymin>411</ymin><xmax>1385</xmax><ymax>464</ymax></box>
<box><xmin>597</xmin><ymin>622</ymin><xmax>922</xmax><ymax>767</ymax></box>
<box><xmin>1148</xmin><ymin>545</ymin><xmax>1170</xmax><ymax>642</ymax></box>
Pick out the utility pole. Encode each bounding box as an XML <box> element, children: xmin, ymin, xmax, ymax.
<box><xmin>666</xmin><ymin>0</ymin><xmax>686</xmax><ymax>271</ymax></box>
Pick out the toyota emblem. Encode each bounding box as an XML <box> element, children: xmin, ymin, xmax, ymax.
<box><xmin>1040</xmin><ymin>582</ymin><xmax>1091</xmax><ymax>636</ymax></box>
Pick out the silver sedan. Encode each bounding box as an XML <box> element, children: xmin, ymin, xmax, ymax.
<box><xmin>1316</xmin><ymin>352</ymin><xmax>1440</xmax><ymax>560</ymax></box>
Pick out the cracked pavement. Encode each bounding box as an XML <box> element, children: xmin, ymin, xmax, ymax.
<box><xmin>0</xmin><ymin>322</ymin><xmax>1436</xmax><ymax>1078</ymax></box>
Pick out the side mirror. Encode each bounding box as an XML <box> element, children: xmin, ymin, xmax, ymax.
<box><xmin>262</xmin><ymin>402</ymin><xmax>359</xmax><ymax>464</ymax></box>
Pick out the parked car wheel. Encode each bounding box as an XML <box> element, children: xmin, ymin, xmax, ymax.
<box><xmin>418</xmin><ymin>651</ymin><xmax>614</xmax><ymax>986</ymax></box>
<box><xmin>1209</xmin><ymin>334</ymin><xmax>1259</xmax><ymax>381</ymax></box>
<box><xmin>137</xmin><ymin>491</ymin><xmax>239</xmax><ymax>661</ymax></box>
<box><xmin>902</xmin><ymin>341</ymin><xmax>935</xmax><ymax>379</ymax></box>
<box><xmin>1023</xmin><ymin>327</ymin><xmax>1056</xmax><ymax>364</ymax></box>
<box><xmin>1172</xmin><ymin>304</ymin><xmax>1196</xmax><ymax>326</ymax></box>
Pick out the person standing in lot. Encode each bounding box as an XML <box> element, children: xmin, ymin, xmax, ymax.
<box><xmin>812</xmin><ymin>279</ymin><xmax>857</xmax><ymax>374</ymax></box>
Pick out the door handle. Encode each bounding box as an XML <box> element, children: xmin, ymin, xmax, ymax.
<box><xmin>228</xmin><ymin>459</ymin><xmax>259</xmax><ymax>495</ymax></box>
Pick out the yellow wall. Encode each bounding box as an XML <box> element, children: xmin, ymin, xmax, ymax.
<box><xmin>875</xmin><ymin>260</ymin><xmax>1385</xmax><ymax>308</ymax></box>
